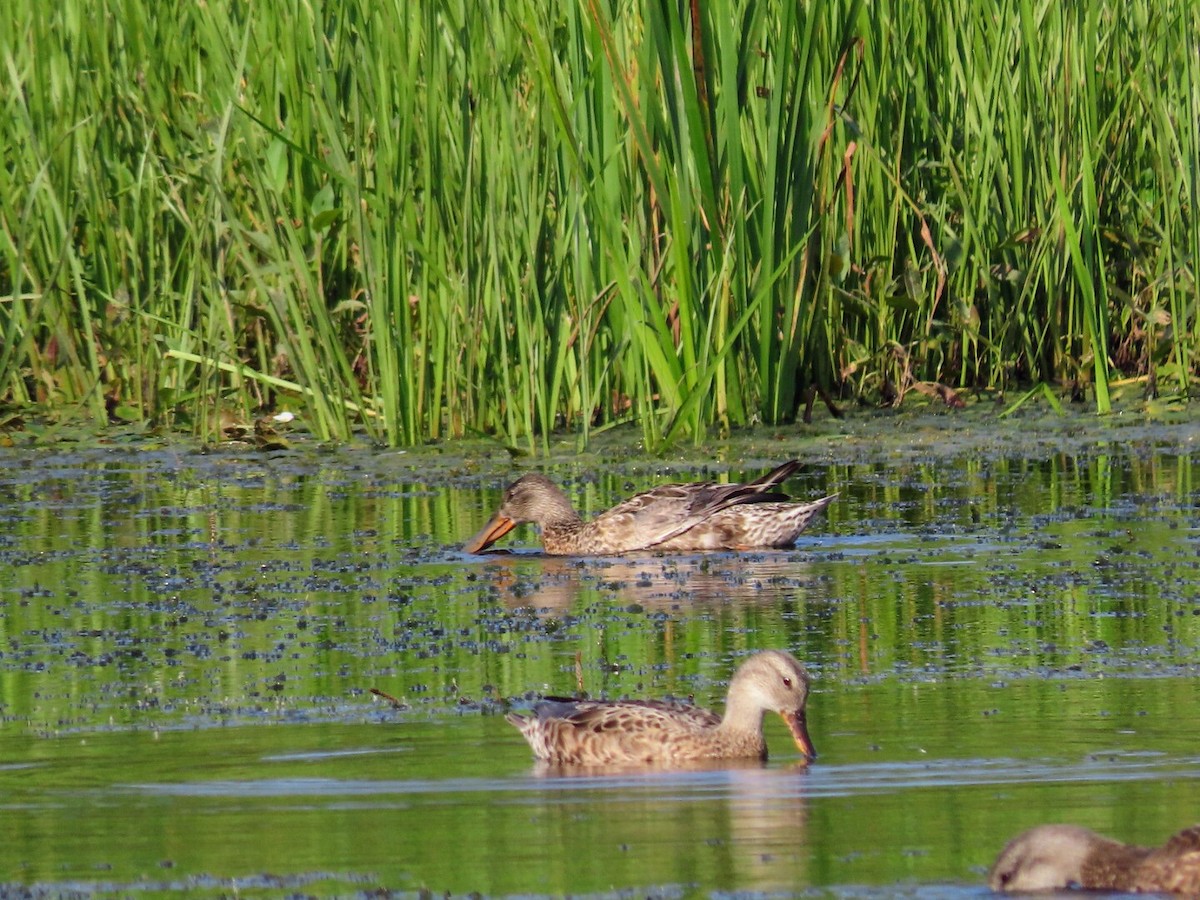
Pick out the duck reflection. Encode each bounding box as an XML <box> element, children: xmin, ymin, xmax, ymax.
<box><xmin>472</xmin><ymin>550</ymin><xmax>825</xmax><ymax>613</ymax></box>
<box><xmin>516</xmin><ymin>761</ymin><xmax>813</xmax><ymax>890</ymax></box>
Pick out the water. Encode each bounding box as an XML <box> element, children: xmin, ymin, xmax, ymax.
<box><xmin>1</xmin><ymin>412</ymin><xmax>1199</xmax><ymax>896</ymax></box>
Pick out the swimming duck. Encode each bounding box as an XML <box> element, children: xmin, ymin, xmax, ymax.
<box><xmin>989</xmin><ymin>823</ymin><xmax>1200</xmax><ymax>894</ymax></box>
<box><xmin>464</xmin><ymin>460</ymin><xmax>835</xmax><ymax>555</ymax></box>
<box><xmin>507</xmin><ymin>649</ymin><xmax>816</xmax><ymax>766</ymax></box>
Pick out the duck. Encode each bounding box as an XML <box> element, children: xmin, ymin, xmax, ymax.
<box><xmin>464</xmin><ymin>460</ymin><xmax>836</xmax><ymax>555</ymax></box>
<box><xmin>988</xmin><ymin>823</ymin><xmax>1200</xmax><ymax>894</ymax></box>
<box><xmin>506</xmin><ymin>649</ymin><xmax>816</xmax><ymax>766</ymax></box>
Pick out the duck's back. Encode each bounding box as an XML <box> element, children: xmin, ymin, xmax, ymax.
<box><xmin>508</xmin><ymin>697</ymin><xmax>761</xmax><ymax>765</ymax></box>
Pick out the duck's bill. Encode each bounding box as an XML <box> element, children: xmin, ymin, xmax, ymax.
<box><xmin>464</xmin><ymin>513</ymin><xmax>517</xmax><ymax>553</ymax></box>
<box><xmin>784</xmin><ymin>709</ymin><xmax>817</xmax><ymax>763</ymax></box>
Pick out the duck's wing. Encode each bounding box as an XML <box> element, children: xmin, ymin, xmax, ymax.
<box><xmin>511</xmin><ymin>698</ymin><xmax>721</xmax><ymax>765</ymax></box>
<box><xmin>746</xmin><ymin>460</ymin><xmax>804</xmax><ymax>490</ymax></box>
<box><xmin>591</xmin><ymin>478</ymin><xmax>793</xmax><ymax>552</ymax></box>
<box><xmin>538</xmin><ymin>697</ymin><xmax>720</xmax><ymax>730</ymax></box>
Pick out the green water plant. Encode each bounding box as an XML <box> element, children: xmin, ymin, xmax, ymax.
<box><xmin>0</xmin><ymin>0</ymin><xmax>1195</xmax><ymax>448</ymax></box>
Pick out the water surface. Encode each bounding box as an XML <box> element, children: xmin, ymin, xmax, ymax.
<box><xmin>1</xmin><ymin>408</ymin><xmax>1198</xmax><ymax>896</ymax></box>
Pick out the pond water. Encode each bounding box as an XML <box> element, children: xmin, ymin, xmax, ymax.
<box><xmin>1</xmin><ymin>407</ymin><xmax>1199</xmax><ymax>897</ymax></box>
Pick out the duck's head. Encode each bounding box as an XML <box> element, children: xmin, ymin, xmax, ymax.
<box><xmin>464</xmin><ymin>474</ymin><xmax>579</xmax><ymax>553</ymax></box>
<box><xmin>728</xmin><ymin>650</ymin><xmax>816</xmax><ymax>763</ymax></box>
<box><xmin>988</xmin><ymin>824</ymin><xmax>1101</xmax><ymax>891</ymax></box>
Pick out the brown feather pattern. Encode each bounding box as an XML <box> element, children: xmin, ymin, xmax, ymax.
<box><xmin>507</xmin><ymin>650</ymin><xmax>816</xmax><ymax>767</ymax></box>
<box><xmin>465</xmin><ymin>460</ymin><xmax>835</xmax><ymax>555</ymax></box>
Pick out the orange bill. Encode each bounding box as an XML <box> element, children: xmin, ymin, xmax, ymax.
<box><xmin>463</xmin><ymin>513</ymin><xmax>517</xmax><ymax>553</ymax></box>
<box><xmin>783</xmin><ymin>708</ymin><xmax>817</xmax><ymax>763</ymax></box>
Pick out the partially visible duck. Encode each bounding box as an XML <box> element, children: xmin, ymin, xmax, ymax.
<box><xmin>989</xmin><ymin>823</ymin><xmax>1200</xmax><ymax>894</ymax></box>
<box><xmin>464</xmin><ymin>460</ymin><xmax>836</xmax><ymax>555</ymax></box>
<box><xmin>507</xmin><ymin>649</ymin><xmax>816</xmax><ymax>766</ymax></box>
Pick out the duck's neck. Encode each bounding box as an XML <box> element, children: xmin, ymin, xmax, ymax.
<box><xmin>718</xmin><ymin>693</ymin><xmax>766</xmax><ymax>736</ymax></box>
<box><xmin>540</xmin><ymin>518</ymin><xmax>587</xmax><ymax>555</ymax></box>
<box><xmin>540</xmin><ymin>498</ymin><xmax>584</xmax><ymax>529</ymax></box>
<box><xmin>715</xmin><ymin>700</ymin><xmax>768</xmax><ymax>758</ymax></box>
<box><xmin>536</xmin><ymin>486</ymin><xmax>585</xmax><ymax>529</ymax></box>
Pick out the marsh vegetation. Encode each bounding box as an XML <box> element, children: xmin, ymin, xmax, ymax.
<box><xmin>2</xmin><ymin>0</ymin><xmax>1196</xmax><ymax>450</ymax></box>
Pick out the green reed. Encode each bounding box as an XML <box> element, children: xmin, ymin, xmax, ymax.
<box><xmin>0</xmin><ymin>0</ymin><xmax>1195</xmax><ymax>448</ymax></box>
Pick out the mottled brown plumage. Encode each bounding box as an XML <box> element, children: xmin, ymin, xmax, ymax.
<box><xmin>507</xmin><ymin>650</ymin><xmax>816</xmax><ymax>766</ymax></box>
<box><xmin>464</xmin><ymin>461</ymin><xmax>835</xmax><ymax>555</ymax></box>
<box><xmin>988</xmin><ymin>823</ymin><xmax>1200</xmax><ymax>894</ymax></box>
